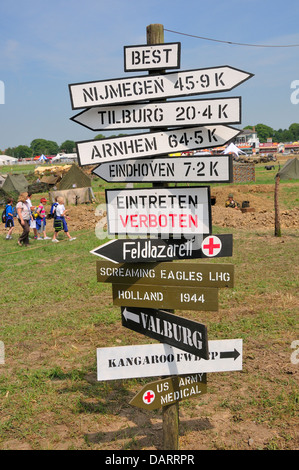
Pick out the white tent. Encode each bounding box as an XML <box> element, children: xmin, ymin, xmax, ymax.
<box><xmin>0</xmin><ymin>155</ymin><xmax>18</xmax><ymax>165</ymax></box>
<box><xmin>222</xmin><ymin>143</ymin><xmax>246</xmax><ymax>155</ymax></box>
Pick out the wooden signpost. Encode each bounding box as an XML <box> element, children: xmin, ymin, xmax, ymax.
<box><xmin>69</xmin><ymin>22</ymin><xmax>252</xmax><ymax>450</ymax></box>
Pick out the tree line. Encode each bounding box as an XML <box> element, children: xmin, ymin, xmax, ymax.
<box><xmin>2</xmin><ymin>125</ymin><xmax>299</xmax><ymax>159</ymax></box>
<box><xmin>244</xmin><ymin>123</ymin><xmax>299</xmax><ymax>143</ymax></box>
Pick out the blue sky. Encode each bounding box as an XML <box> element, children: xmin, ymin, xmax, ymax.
<box><xmin>1</xmin><ymin>0</ymin><xmax>299</xmax><ymax>151</ymax></box>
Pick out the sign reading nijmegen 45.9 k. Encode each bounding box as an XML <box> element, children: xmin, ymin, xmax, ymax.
<box><xmin>105</xmin><ymin>186</ymin><xmax>211</xmax><ymax>236</ymax></box>
<box><xmin>69</xmin><ymin>66</ymin><xmax>253</xmax><ymax>109</ymax></box>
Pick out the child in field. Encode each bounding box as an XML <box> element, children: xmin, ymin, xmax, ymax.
<box><xmin>52</xmin><ymin>196</ymin><xmax>76</xmax><ymax>242</ymax></box>
<box><xmin>36</xmin><ymin>197</ymin><xmax>51</xmax><ymax>240</ymax></box>
<box><xmin>4</xmin><ymin>198</ymin><xmax>15</xmax><ymax>240</ymax></box>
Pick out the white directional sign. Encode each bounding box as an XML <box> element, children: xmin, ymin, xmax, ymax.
<box><xmin>92</xmin><ymin>155</ymin><xmax>233</xmax><ymax>183</ymax></box>
<box><xmin>70</xmin><ymin>97</ymin><xmax>241</xmax><ymax>131</ymax></box>
<box><xmin>105</xmin><ymin>186</ymin><xmax>211</xmax><ymax>235</ymax></box>
<box><xmin>76</xmin><ymin>125</ymin><xmax>240</xmax><ymax>166</ymax></box>
<box><xmin>69</xmin><ymin>66</ymin><xmax>253</xmax><ymax>109</ymax></box>
<box><xmin>96</xmin><ymin>339</ymin><xmax>243</xmax><ymax>381</ymax></box>
<box><xmin>124</xmin><ymin>42</ymin><xmax>181</xmax><ymax>71</ymax></box>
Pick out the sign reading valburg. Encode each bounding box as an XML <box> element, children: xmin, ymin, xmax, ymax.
<box><xmin>124</xmin><ymin>43</ymin><xmax>181</xmax><ymax>71</ymax></box>
<box><xmin>96</xmin><ymin>260</ymin><xmax>234</xmax><ymax>288</ymax></box>
<box><xmin>90</xmin><ymin>234</ymin><xmax>233</xmax><ymax>263</ymax></box>
<box><xmin>112</xmin><ymin>283</ymin><xmax>218</xmax><ymax>311</ymax></box>
<box><xmin>69</xmin><ymin>66</ymin><xmax>253</xmax><ymax>109</ymax></box>
<box><xmin>121</xmin><ymin>306</ymin><xmax>209</xmax><ymax>359</ymax></box>
<box><xmin>70</xmin><ymin>97</ymin><xmax>241</xmax><ymax>131</ymax></box>
<box><xmin>129</xmin><ymin>373</ymin><xmax>207</xmax><ymax>410</ymax></box>
<box><xmin>76</xmin><ymin>125</ymin><xmax>240</xmax><ymax>166</ymax></box>
<box><xmin>105</xmin><ymin>186</ymin><xmax>211</xmax><ymax>235</ymax></box>
<box><xmin>92</xmin><ymin>155</ymin><xmax>233</xmax><ymax>183</ymax></box>
<box><xmin>96</xmin><ymin>340</ymin><xmax>243</xmax><ymax>381</ymax></box>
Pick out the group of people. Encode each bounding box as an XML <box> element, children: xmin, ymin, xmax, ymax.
<box><xmin>3</xmin><ymin>192</ymin><xmax>76</xmax><ymax>246</ymax></box>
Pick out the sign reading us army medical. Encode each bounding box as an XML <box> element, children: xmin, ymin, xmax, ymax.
<box><xmin>96</xmin><ymin>339</ymin><xmax>243</xmax><ymax>381</ymax></box>
<box><xmin>92</xmin><ymin>155</ymin><xmax>233</xmax><ymax>183</ymax></box>
<box><xmin>76</xmin><ymin>125</ymin><xmax>240</xmax><ymax>166</ymax></box>
<box><xmin>124</xmin><ymin>42</ymin><xmax>181</xmax><ymax>71</ymax></box>
<box><xmin>70</xmin><ymin>97</ymin><xmax>241</xmax><ymax>131</ymax></box>
<box><xmin>69</xmin><ymin>66</ymin><xmax>253</xmax><ymax>109</ymax></box>
<box><xmin>105</xmin><ymin>186</ymin><xmax>211</xmax><ymax>235</ymax></box>
<box><xmin>121</xmin><ymin>306</ymin><xmax>209</xmax><ymax>359</ymax></box>
<box><xmin>129</xmin><ymin>373</ymin><xmax>207</xmax><ymax>411</ymax></box>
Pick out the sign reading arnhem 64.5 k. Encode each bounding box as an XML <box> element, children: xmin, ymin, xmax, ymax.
<box><xmin>105</xmin><ymin>186</ymin><xmax>211</xmax><ymax>236</ymax></box>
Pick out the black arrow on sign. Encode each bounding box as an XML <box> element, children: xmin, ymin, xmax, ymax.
<box><xmin>220</xmin><ymin>349</ymin><xmax>240</xmax><ymax>361</ymax></box>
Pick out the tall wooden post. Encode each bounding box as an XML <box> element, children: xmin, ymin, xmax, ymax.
<box><xmin>274</xmin><ymin>174</ymin><xmax>281</xmax><ymax>237</ymax></box>
<box><xmin>146</xmin><ymin>23</ymin><xmax>179</xmax><ymax>451</ymax></box>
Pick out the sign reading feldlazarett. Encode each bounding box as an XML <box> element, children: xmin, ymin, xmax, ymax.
<box><xmin>105</xmin><ymin>186</ymin><xmax>211</xmax><ymax>236</ymax></box>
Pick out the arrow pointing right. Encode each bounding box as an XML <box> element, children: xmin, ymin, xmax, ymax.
<box><xmin>220</xmin><ymin>349</ymin><xmax>240</xmax><ymax>361</ymax></box>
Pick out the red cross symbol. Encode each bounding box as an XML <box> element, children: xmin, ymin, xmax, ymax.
<box><xmin>143</xmin><ymin>389</ymin><xmax>155</xmax><ymax>405</ymax></box>
<box><xmin>201</xmin><ymin>235</ymin><xmax>222</xmax><ymax>257</ymax></box>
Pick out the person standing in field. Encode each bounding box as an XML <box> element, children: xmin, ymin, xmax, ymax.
<box><xmin>36</xmin><ymin>197</ymin><xmax>51</xmax><ymax>240</ymax></box>
<box><xmin>26</xmin><ymin>192</ymin><xmax>38</xmax><ymax>239</ymax></box>
<box><xmin>4</xmin><ymin>197</ymin><xmax>15</xmax><ymax>240</ymax></box>
<box><xmin>16</xmin><ymin>192</ymin><xmax>32</xmax><ymax>246</ymax></box>
<box><xmin>52</xmin><ymin>196</ymin><xmax>76</xmax><ymax>243</ymax></box>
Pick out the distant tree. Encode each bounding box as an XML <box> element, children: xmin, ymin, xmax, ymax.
<box><xmin>14</xmin><ymin>145</ymin><xmax>32</xmax><ymax>159</ymax></box>
<box><xmin>30</xmin><ymin>139</ymin><xmax>59</xmax><ymax>156</ymax></box>
<box><xmin>254</xmin><ymin>124</ymin><xmax>274</xmax><ymax>143</ymax></box>
<box><xmin>289</xmin><ymin>123</ymin><xmax>299</xmax><ymax>141</ymax></box>
<box><xmin>59</xmin><ymin>140</ymin><xmax>75</xmax><ymax>153</ymax></box>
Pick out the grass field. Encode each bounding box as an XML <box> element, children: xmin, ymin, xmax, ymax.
<box><xmin>0</xmin><ymin>167</ymin><xmax>298</xmax><ymax>450</ymax></box>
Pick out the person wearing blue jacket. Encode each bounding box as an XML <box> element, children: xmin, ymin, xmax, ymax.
<box><xmin>5</xmin><ymin>198</ymin><xmax>15</xmax><ymax>240</ymax></box>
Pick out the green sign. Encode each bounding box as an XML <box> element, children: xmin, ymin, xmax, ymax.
<box><xmin>130</xmin><ymin>373</ymin><xmax>207</xmax><ymax>410</ymax></box>
<box><xmin>97</xmin><ymin>260</ymin><xmax>234</xmax><ymax>288</ymax></box>
<box><xmin>112</xmin><ymin>283</ymin><xmax>218</xmax><ymax>311</ymax></box>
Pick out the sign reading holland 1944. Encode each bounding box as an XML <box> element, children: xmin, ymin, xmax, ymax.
<box><xmin>69</xmin><ymin>66</ymin><xmax>253</xmax><ymax>109</ymax></box>
<box><xmin>70</xmin><ymin>97</ymin><xmax>241</xmax><ymax>131</ymax></box>
<box><xmin>112</xmin><ymin>283</ymin><xmax>218</xmax><ymax>312</ymax></box>
<box><xmin>124</xmin><ymin>42</ymin><xmax>181</xmax><ymax>71</ymax></box>
<box><xmin>90</xmin><ymin>234</ymin><xmax>233</xmax><ymax>264</ymax></box>
<box><xmin>121</xmin><ymin>306</ymin><xmax>209</xmax><ymax>359</ymax></box>
<box><xmin>92</xmin><ymin>155</ymin><xmax>233</xmax><ymax>183</ymax></box>
<box><xmin>76</xmin><ymin>125</ymin><xmax>240</xmax><ymax>166</ymax></box>
<box><xmin>105</xmin><ymin>186</ymin><xmax>211</xmax><ymax>236</ymax></box>
<box><xmin>96</xmin><ymin>340</ymin><xmax>243</xmax><ymax>381</ymax></box>
<box><xmin>129</xmin><ymin>373</ymin><xmax>207</xmax><ymax>411</ymax></box>
<box><xmin>96</xmin><ymin>260</ymin><xmax>234</xmax><ymax>288</ymax></box>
